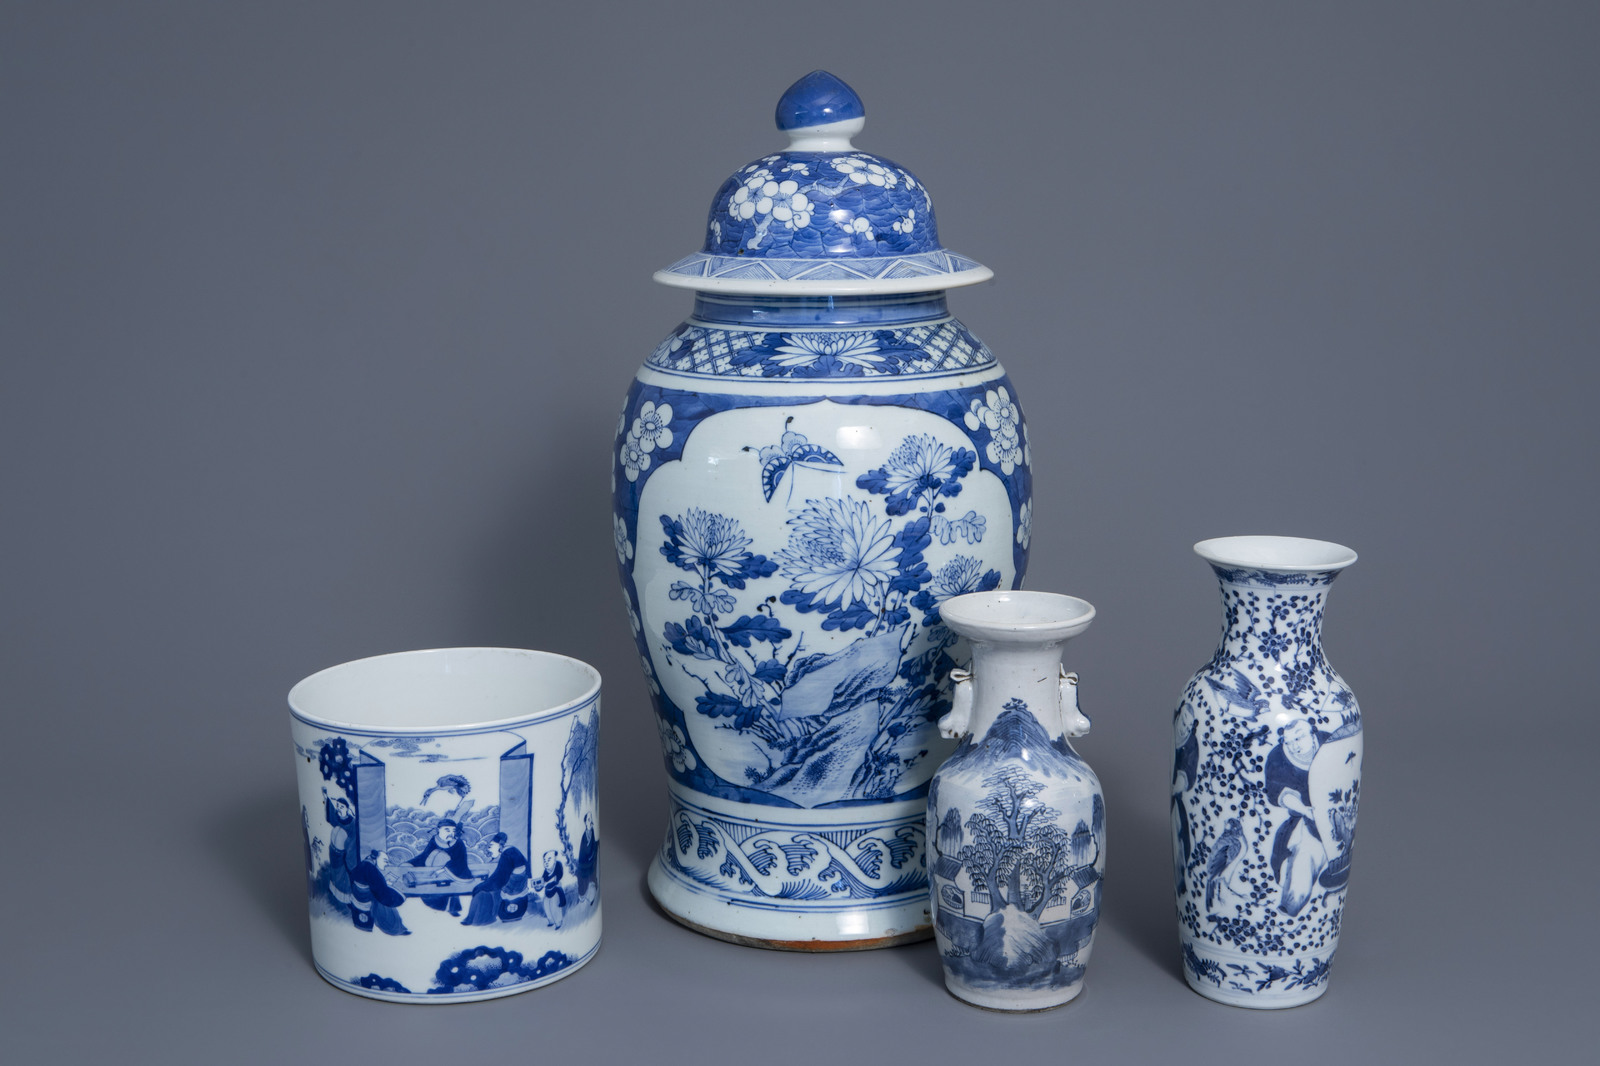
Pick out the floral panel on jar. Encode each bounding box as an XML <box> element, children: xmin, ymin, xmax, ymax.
<box><xmin>615</xmin><ymin>390</ymin><xmax>1030</xmax><ymax>810</ymax></box>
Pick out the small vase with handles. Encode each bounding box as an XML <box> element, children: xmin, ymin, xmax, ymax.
<box><xmin>925</xmin><ymin>591</ymin><xmax>1103</xmax><ymax>1011</ymax></box>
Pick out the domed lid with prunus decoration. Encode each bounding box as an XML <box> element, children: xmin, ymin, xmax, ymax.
<box><xmin>654</xmin><ymin>71</ymin><xmax>992</xmax><ymax>296</ymax></box>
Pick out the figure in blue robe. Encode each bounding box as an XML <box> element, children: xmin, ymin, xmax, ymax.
<box><xmin>1265</xmin><ymin>720</ymin><xmax>1329</xmax><ymax>916</ymax></box>
<box><xmin>323</xmin><ymin>791</ymin><xmax>358</xmax><ymax>911</ymax></box>
<box><xmin>462</xmin><ymin>833</ymin><xmax>530</xmax><ymax>926</ymax></box>
<box><xmin>1171</xmin><ymin>723</ymin><xmax>1199</xmax><ymax>894</ymax></box>
<box><xmin>349</xmin><ymin>851</ymin><xmax>411</xmax><ymax>935</ymax></box>
<box><xmin>573</xmin><ymin>816</ymin><xmax>599</xmax><ymax>902</ymax></box>
<box><xmin>408</xmin><ymin>819</ymin><xmax>472</xmax><ymax>916</ymax></box>
<box><xmin>302</xmin><ymin>806</ymin><xmax>316</xmax><ymax>900</ymax></box>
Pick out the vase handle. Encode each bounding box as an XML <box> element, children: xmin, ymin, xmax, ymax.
<box><xmin>938</xmin><ymin>668</ymin><xmax>974</xmax><ymax>739</ymax></box>
<box><xmin>1061</xmin><ymin>667</ymin><xmax>1091</xmax><ymax>737</ymax></box>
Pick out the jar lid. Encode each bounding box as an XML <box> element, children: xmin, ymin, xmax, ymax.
<box><xmin>654</xmin><ymin>71</ymin><xmax>993</xmax><ymax>296</ymax></box>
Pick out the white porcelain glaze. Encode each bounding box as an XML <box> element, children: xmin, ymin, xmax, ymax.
<box><xmin>290</xmin><ymin>648</ymin><xmax>601</xmax><ymax>1002</ymax></box>
<box><xmin>926</xmin><ymin>592</ymin><xmax>1105</xmax><ymax>1010</ymax></box>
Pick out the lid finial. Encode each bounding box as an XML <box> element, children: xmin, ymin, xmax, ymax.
<box><xmin>776</xmin><ymin>70</ymin><xmax>866</xmax><ymax>152</ymax></box>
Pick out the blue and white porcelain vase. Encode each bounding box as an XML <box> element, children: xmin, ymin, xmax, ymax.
<box><xmin>614</xmin><ymin>71</ymin><xmax>1032</xmax><ymax>949</ymax></box>
<box><xmin>1172</xmin><ymin>536</ymin><xmax>1362</xmax><ymax>1008</ymax></box>
<box><xmin>925</xmin><ymin>591</ymin><xmax>1103</xmax><ymax>1011</ymax></box>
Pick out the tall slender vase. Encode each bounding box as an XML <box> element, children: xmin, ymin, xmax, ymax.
<box><xmin>616</xmin><ymin>72</ymin><xmax>1032</xmax><ymax>950</ymax></box>
<box><xmin>926</xmin><ymin>591</ymin><xmax>1103</xmax><ymax>1011</ymax></box>
<box><xmin>1172</xmin><ymin>536</ymin><xmax>1362</xmax><ymax>1008</ymax></box>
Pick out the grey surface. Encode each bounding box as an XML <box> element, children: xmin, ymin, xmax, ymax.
<box><xmin>3</xmin><ymin>3</ymin><xmax>1595</xmax><ymax>1062</ymax></box>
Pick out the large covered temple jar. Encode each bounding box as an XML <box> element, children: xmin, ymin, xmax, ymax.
<box><xmin>613</xmin><ymin>71</ymin><xmax>1034</xmax><ymax>949</ymax></box>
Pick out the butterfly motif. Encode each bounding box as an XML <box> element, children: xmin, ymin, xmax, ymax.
<box><xmin>746</xmin><ymin>416</ymin><xmax>844</xmax><ymax>502</ymax></box>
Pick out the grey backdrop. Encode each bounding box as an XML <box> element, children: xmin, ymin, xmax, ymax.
<box><xmin>3</xmin><ymin>3</ymin><xmax>1595</xmax><ymax>1062</ymax></box>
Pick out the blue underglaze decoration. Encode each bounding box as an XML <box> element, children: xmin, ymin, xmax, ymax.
<box><xmin>692</xmin><ymin>291</ymin><xmax>950</xmax><ymax>328</ymax></box>
<box><xmin>301</xmin><ymin>715</ymin><xmax>600</xmax><ymax>948</ymax></box>
<box><xmin>355</xmin><ymin>973</ymin><xmax>409</xmax><ymax>994</ymax></box>
<box><xmin>752</xmin><ymin>418</ymin><xmax>844</xmax><ymax>501</ymax></box>
<box><xmin>638</xmin><ymin>73</ymin><xmax>1007</xmax><ymax>939</ymax></box>
<box><xmin>775</xmin><ymin>70</ymin><xmax>865</xmax><ymax>131</ymax></box>
<box><xmin>659</xmin><ymin>74</ymin><xmax>988</xmax><ymax>295</ymax></box>
<box><xmin>1173</xmin><ymin>565</ymin><xmax>1361</xmax><ymax>1003</ymax></box>
<box><xmin>1209</xmin><ymin>565</ymin><xmax>1343</xmax><ymax>589</ymax></box>
<box><xmin>614</xmin><ymin>382</ymin><xmax>1032</xmax><ymax>809</ymax></box>
<box><xmin>661</xmin><ymin>249</ymin><xmax>985</xmax><ymax>287</ymax></box>
<box><xmin>929</xmin><ymin>702</ymin><xmax>1104</xmax><ymax>994</ymax></box>
<box><xmin>704</xmin><ymin>150</ymin><xmax>939</xmax><ymax>259</ymax></box>
<box><xmin>428</xmin><ymin>946</ymin><xmax>573</xmax><ymax>995</ymax></box>
<box><xmin>654</xmin><ymin>438</ymin><xmax>962</xmax><ymax>799</ymax></box>
<box><xmin>645</xmin><ymin>320</ymin><xmax>997</xmax><ymax>379</ymax></box>
<box><xmin>558</xmin><ymin>710</ymin><xmax>601</xmax><ymax>903</ymax></box>
<box><xmin>658</xmin><ymin>794</ymin><xmax>927</xmax><ymax>905</ymax></box>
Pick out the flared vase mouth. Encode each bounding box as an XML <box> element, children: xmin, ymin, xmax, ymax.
<box><xmin>937</xmin><ymin>590</ymin><xmax>1095</xmax><ymax>644</ymax></box>
<box><xmin>1194</xmin><ymin>535</ymin><xmax>1358</xmax><ymax>575</ymax></box>
<box><xmin>288</xmin><ymin>647</ymin><xmax>601</xmax><ymax>735</ymax></box>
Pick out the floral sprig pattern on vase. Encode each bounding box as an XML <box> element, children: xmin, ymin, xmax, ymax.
<box><xmin>857</xmin><ymin>433</ymin><xmax>972</xmax><ymax>515</ymax></box>
<box><xmin>658</xmin><ymin>717</ymin><xmax>696</xmax><ymax>774</ymax></box>
<box><xmin>776</xmin><ymin>496</ymin><xmax>903</xmax><ymax>632</ymax></box>
<box><xmin>964</xmin><ymin>387</ymin><xmax>1027</xmax><ymax>475</ymax></box>
<box><xmin>613</xmin><ymin>515</ymin><xmax>633</xmax><ymax>567</ymax></box>
<box><xmin>622</xmin><ymin>400</ymin><xmax>674</xmax><ymax>482</ymax></box>
<box><xmin>643</xmin><ymin>424</ymin><xmax>1002</xmax><ymax>806</ymax></box>
<box><xmin>768</xmin><ymin>332</ymin><xmax>884</xmax><ymax>369</ymax></box>
<box><xmin>912</xmin><ymin>556</ymin><xmax>1002</xmax><ymax>628</ymax></box>
<box><xmin>727</xmin><ymin>330</ymin><xmax>931</xmax><ymax>378</ymax></box>
<box><xmin>658</xmin><ymin>507</ymin><xmax>788</xmax><ymax>735</ymax></box>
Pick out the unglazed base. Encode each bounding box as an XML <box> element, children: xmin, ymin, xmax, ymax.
<box><xmin>945</xmin><ymin>978</ymin><xmax>1083</xmax><ymax>1012</ymax></box>
<box><xmin>648</xmin><ymin>853</ymin><xmax>932</xmax><ymax>951</ymax></box>
<box><xmin>659</xmin><ymin>905</ymin><xmax>932</xmax><ymax>952</ymax></box>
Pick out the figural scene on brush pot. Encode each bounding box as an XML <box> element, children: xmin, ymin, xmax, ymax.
<box><xmin>290</xmin><ymin>71</ymin><xmax>1365</xmax><ymax>1012</ymax></box>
